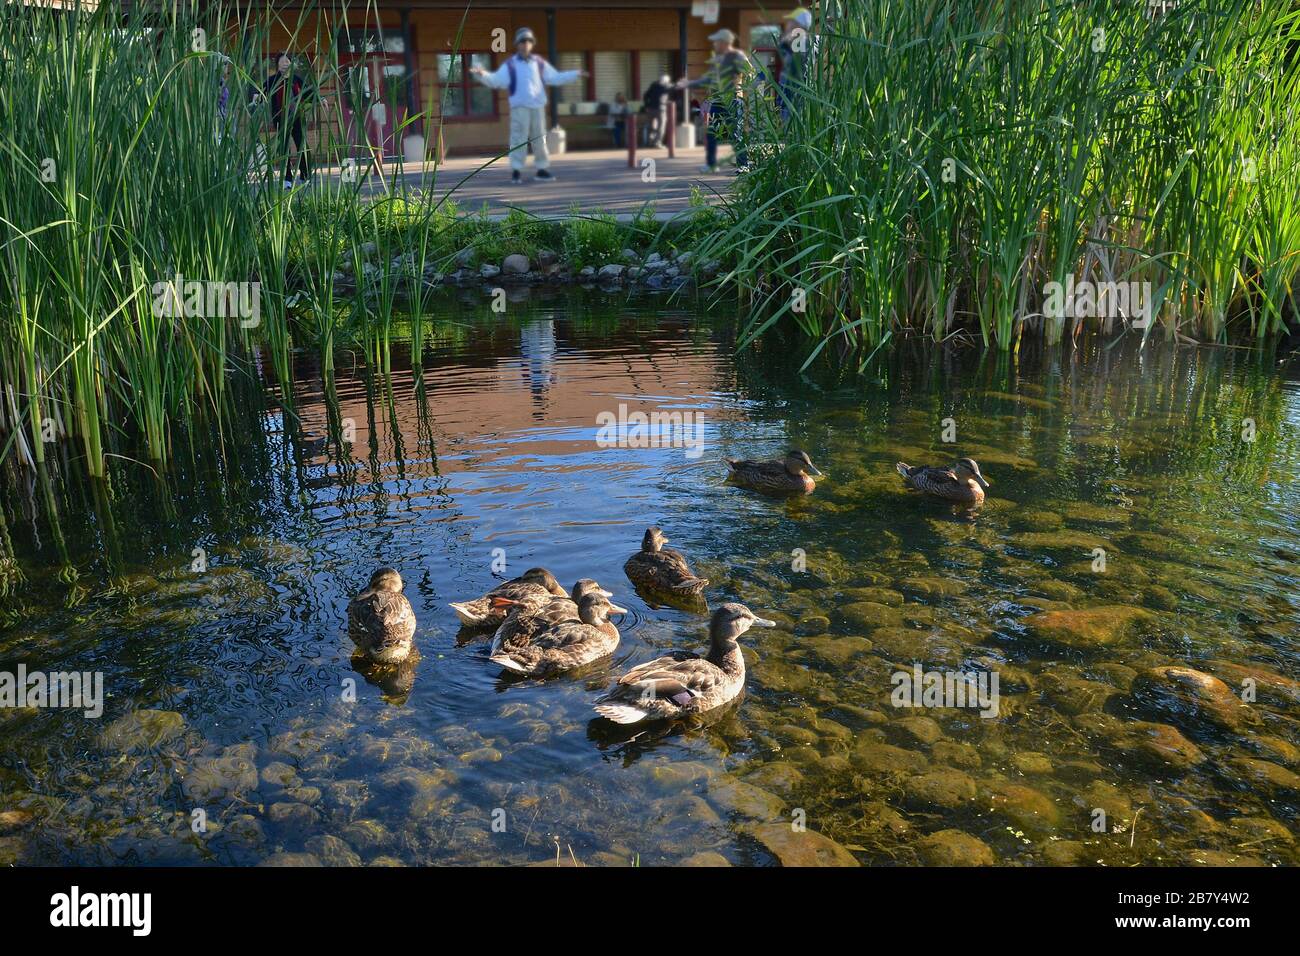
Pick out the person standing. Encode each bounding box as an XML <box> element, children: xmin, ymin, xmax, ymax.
<box><xmin>678</xmin><ymin>29</ymin><xmax>752</xmax><ymax>174</ymax></box>
<box><xmin>606</xmin><ymin>92</ymin><xmax>629</xmax><ymax>148</ymax></box>
<box><xmin>778</xmin><ymin>8</ymin><xmax>815</xmax><ymax>123</ymax></box>
<box><xmin>471</xmin><ymin>27</ymin><xmax>587</xmax><ymax>183</ymax></box>
<box><xmin>642</xmin><ymin>74</ymin><xmax>672</xmax><ymax>148</ymax></box>
<box><xmin>257</xmin><ymin>51</ymin><xmax>312</xmax><ymax>188</ymax></box>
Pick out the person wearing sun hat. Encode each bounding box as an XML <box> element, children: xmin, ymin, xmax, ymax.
<box><xmin>677</xmin><ymin>27</ymin><xmax>753</xmax><ymax>173</ymax></box>
<box><xmin>471</xmin><ymin>26</ymin><xmax>588</xmax><ymax>183</ymax></box>
<box><xmin>778</xmin><ymin>7</ymin><xmax>816</xmax><ymax>122</ymax></box>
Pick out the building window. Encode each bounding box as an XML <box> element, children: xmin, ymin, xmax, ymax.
<box><xmin>592</xmin><ymin>51</ymin><xmax>631</xmax><ymax>102</ymax></box>
<box><xmin>438</xmin><ymin>53</ymin><xmax>496</xmax><ymax>118</ymax></box>
<box><xmin>551</xmin><ymin>52</ymin><xmax>588</xmax><ymax>106</ymax></box>
<box><xmin>337</xmin><ymin>26</ymin><xmax>405</xmax><ymax>56</ymax></box>
<box><xmin>638</xmin><ymin>51</ymin><xmax>673</xmax><ymax>97</ymax></box>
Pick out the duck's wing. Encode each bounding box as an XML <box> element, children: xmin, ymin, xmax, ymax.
<box><xmin>351</xmin><ymin>590</ymin><xmax>412</xmax><ymax>632</ymax></box>
<box><xmin>612</xmin><ymin>656</ymin><xmax>723</xmax><ymax>707</ymax></box>
<box><xmin>909</xmin><ymin>466</ymin><xmax>962</xmax><ymax>495</ymax></box>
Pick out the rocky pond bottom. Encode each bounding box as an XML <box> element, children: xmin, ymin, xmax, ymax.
<box><xmin>1</xmin><ymin>293</ymin><xmax>1298</xmax><ymax>866</ymax></box>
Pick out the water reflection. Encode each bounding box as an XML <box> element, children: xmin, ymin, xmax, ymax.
<box><xmin>1</xmin><ymin>292</ymin><xmax>1298</xmax><ymax>866</ymax></box>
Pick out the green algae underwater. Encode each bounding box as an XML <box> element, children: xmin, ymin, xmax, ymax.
<box><xmin>0</xmin><ymin>293</ymin><xmax>1297</xmax><ymax>867</ymax></box>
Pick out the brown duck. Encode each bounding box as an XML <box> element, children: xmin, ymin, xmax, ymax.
<box><xmin>725</xmin><ymin>449</ymin><xmax>822</xmax><ymax>495</ymax></box>
<box><xmin>593</xmin><ymin>603</ymin><xmax>775</xmax><ymax>724</ymax></box>
<box><xmin>348</xmin><ymin>567</ymin><xmax>417</xmax><ymax>664</ymax></box>
<box><xmin>489</xmin><ymin>592</ymin><xmax>628</xmax><ymax>677</ymax></box>
<box><xmin>490</xmin><ymin>578</ymin><xmax>612</xmax><ymax>648</ymax></box>
<box><xmin>896</xmin><ymin>457</ymin><xmax>991</xmax><ymax>504</ymax></box>
<box><xmin>448</xmin><ymin>567</ymin><xmax>567</xmax><ymax>629</ymax></box>
<box><xmin>624</xmin><ymin>527</ymin><xmax>708</xmax><ymax>597</ymax></box>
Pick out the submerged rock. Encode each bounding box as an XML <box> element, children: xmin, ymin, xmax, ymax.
<box><xmin>903</xmin><ymin>768</ymin><xmax>978</xmax><ymax>809</ymax></box>
<box><xmin>745</xmin><ymin>822</ymin><xmax>859</xmax><ymax>867</ymax></box>
<box><xmin>1023</xmin><ymin>606</ymin><xmax>1155</xmax><ymax>650</ymax></box>
<box><xmin>98</xmin><ymin>709</ymin><xmax>185</xmax><ymax>752</ymax></box>
<box><xmin>1130</xmin><ymin>666</ymin><xmax>1256</xmax><ymax>735</ymax></box>
<box><xmin>680</xmin><ymin>850</ymin><xmax>731</xmax><ymax>866</ymax></box>
<box><xmin>304</xmin><ymin>834</ymin><xmax>362</xmax><ymax>867</ymax></box>
<box><xmin>916</xmin><ymin>829</ymin><xmax>994</xmax><ymax>866</ymax></box>
<box><xmin>981</xmin><ymin>780</ymin><xmax>1062</xmax><ymax>831</ymax></box>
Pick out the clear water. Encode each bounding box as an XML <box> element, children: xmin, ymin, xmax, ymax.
<box><xmin>1</xmin><ymin>291</ymin><xmax>1297</xmax><ymax>866</ymax></box>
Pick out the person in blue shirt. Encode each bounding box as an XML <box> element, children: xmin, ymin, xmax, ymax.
<box><xmin>471</xmin><ymin>27</ymin><xmax>586</xmax><ymax>183</ymax></box>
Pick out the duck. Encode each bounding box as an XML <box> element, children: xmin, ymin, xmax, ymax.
<box><xmin>489</xmin><ymin>592</ymin><xmax>628</xmax><ymax>677</ymax></box>
<box><xmin>593</xmin><ymin>602</ymin><xmax>775</xmax><ymax>724</ymax></box>
<box><xmin>725</xmin><ymin>449</ymin><xmax>821</xmax><ymax>495</ymax></box>
<box><xmin>895</xmin><ymin>457</ymin><xmax>991</xmax><ymax>504</ymax></box>
<box><xmin>448</xmin><ymin>567</ymin><xmax>567</xmax><ymax>628</ymax></box>
<box><xmin>490</xmin><ymin>578</ymin><xmax>613</xmax><ymax>648</ymax></box>
<box><xmin>348</xmin><ymin>567</ymin><xmax>417</xmax><ymax>663</ymax></box>
<box><xmin>624</xmin><ymin>527</ymin><xmax>708</xmax><ymax>597</ymax></box>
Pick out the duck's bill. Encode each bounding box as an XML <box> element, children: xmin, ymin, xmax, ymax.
<box><xmin>597</xmin><ymin>589</ymin><xmax>614</xmax><ymax>597</ymax></box>
<box><xmin>975</xmin><ymin>474</ymin><xmax>991</xmax><ymax>489</ymax></box>
<box><xmin>808</xmin><ymin>465</ymin><xmax>823</xmax><ymax>476</ymax></box>
<box><xmin>751</xmin><ymin>616</ymin><xmax>777</xmax><ymax>627</ymax></box>
<box><xmin>608</xmin><ymin>604</ymin><xmax>630</xmax><ymax>615</ymax></box>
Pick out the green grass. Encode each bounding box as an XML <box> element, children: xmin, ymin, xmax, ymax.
<box><xmin>696</xmin><ymin>0</ymin><xmax>1300</xmax><ymax>362</ymax></box>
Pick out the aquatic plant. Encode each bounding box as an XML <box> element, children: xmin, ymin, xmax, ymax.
<box><xmin>699</xmin><ymin>0</ymin><xmax>1300</xmax><ymax>360</ymax></box>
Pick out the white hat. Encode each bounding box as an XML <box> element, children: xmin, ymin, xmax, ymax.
<box><xmin>707</xmin><ymin>28</ymin><xmax>735</xmax><ymax>43</ymax></box>
<box><xmin>514</xmin><ymin>27</ymin><xmax>536</xmax><ymax>44</ymax></box>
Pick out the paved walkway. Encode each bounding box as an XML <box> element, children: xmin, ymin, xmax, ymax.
<box><xmin>320</xmin><ymin>146</ymin><xmax>735</xmax><ymax>219</ymax></box>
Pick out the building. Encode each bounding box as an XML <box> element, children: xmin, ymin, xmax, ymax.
<box><xmin>246</xmin><ymin>1</ymin><xmax>800</xmax><ymax>159</ymax></box>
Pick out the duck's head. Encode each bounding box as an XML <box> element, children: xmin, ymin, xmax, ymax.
<box><xmin>571</xmin><ymin>578</ymin><xmax>614</xmax><ymax>602</ymax></box>
<box><xmin>578</xmin><ymin>592</ymin><xmax>629</xmax><ymax>626</ymax></box>
<box><xmin>368</xmin><ymin>566</ymin><xmax>405</xmax><ymax>592</ymax></box>
<box><xmin>709</xmin><ymin>602</ymin><xmax>776</xmax><ymax>644</ymax></box>
<box><xmin>784</xmin><ymin>449</ymin><xmax>822</xmax><ymax>477</ymax></box>
<box><xmin>953</xmin><ymin>457</ymin><xmax>990</xmax><ymax>490</ymax></box>
<box><xmin>641</xmin><ymin>527</ymin><xmax>669</xmax><ymax>552</ymax></box>
<box><xmin>521</xmin><ymin>566</ymin><xmax>566</xmax><ymax>595</ymax></box>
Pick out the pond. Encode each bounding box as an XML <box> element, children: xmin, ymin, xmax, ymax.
<box><xmin>1</xmin><ymin>290</ymin><xmax>1298</xmax><ymax>866</ymax></box>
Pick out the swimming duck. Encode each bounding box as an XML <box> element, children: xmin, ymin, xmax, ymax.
<box><xmin>593</xmin><ymin>603</ymin><xmax>775</xmax><ymax>724</ymax></box>
<box><xmin>895</xmin><ymin>457</ymin><xmax>991</xmax><ymax>504</ymax></box>
<box><xmin>489</xmin><ymin>592</ymin><xmax>628</xmax><ymax>677</ymax></box>
<box><xmin>348</xmin><ymin>567</ymin><xmax>417</xmax><ymax>663</ymax></box>
<box><xmin>624</xmin><ymin>527</ymin><xmax>708</xmax><ymax>597</ymax></box>
<box><xmin>725</xmin><ymin>449</ymin><xmax>822</xmax><ymax>495</ymax></box>
<box><xmin>491</xmin><ymin>578</ymin><xmax>612</xmax><ymax>648</ymax></box>
<box><xmin>448</xmin><ymin>567</ymin><xmax>567</xmax><ymax>628</ymax></box>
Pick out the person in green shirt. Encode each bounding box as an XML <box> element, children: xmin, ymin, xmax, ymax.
<box><xmin>678</xmin><ymin>28</ymin><xmax>753</xmax><ymax>173</ymax></box>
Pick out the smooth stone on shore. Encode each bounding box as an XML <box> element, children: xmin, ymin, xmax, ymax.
<box><xmin>745</xmin><ymin>822</ymin><xmax>860</xmax><ymax>867</ymax></box>
<box><xmin>916</xmin><ymin>829</ymin><xmax>994</xmax><ymax>866</ymax></box>
<box><xmin>1130</xmin><ymin>665</ymin><xmax>1255</xmax><ymax>734</ymax></box>
<box><xmin>98</xmin><ymin>709</ymin><xmax>185</xmax><ymax>752</ymax></box>
<box><xmin>502</xmin><ymin>254</ymin><xmax>530</xmax><ymax>274</ymax></box>
<box><xmin>1023</xmin><ymin>605</ymin><xmax>1156</xmax><ymax>650</ymax></box>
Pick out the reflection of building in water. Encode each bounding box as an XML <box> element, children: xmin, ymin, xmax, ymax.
<box><xmin>287</xmin><ymin>321</ymin><xmax>735</xmax><ymax>478</ymax></box>
<box><xmin>519</xmin><ymin>319</ymin><xmax>558</xmax><ymax>418</ymax></box>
